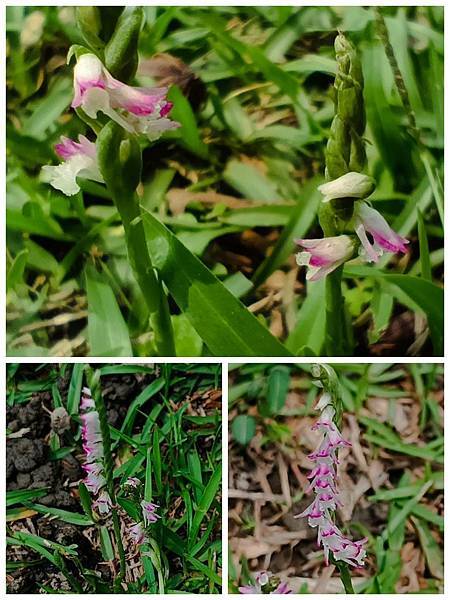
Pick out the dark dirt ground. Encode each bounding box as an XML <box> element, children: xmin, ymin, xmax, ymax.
<box><xmin>6</xmin><ymin>365</ymin><xmax>160</xmax><ymax>593</ymax></box>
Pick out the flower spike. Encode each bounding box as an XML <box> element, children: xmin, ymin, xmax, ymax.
<box><xmin>295</xmin><ymin>391</ymin><xmax>366</xmax><ymax>568</ymax></box>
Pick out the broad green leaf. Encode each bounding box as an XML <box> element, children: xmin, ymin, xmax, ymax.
<box><xmin>231</xmin><ymin>414</ymin><xmax>255</xmax><ymax>445</ymax></box>
<box><xmin>99</xmin><ymin>526</ymin><xmax>115</xmax><ymax>561</ymax></box>
<box><xmin>141</xmin><ymin>208</ymin><xmax>292</xmax><ymax>357</ymax></box>
<box><xmin>261</xmin><ymin>365</ymin><xmax>290</xmax><ymax>415</ymax></box>
<box><xmin>67</xmin><ymin>363</ymin><xmax>84</xmax><ymax>415</ymax></box>
<box><xmin>85</xmin><ymin>265</ymin><xmax>132</xmax><ymax>357</ymax></box>
<box><xmin>172</xmin><ymin>313</ymin><xmax>203</xmax><ymax>357</ymax></box>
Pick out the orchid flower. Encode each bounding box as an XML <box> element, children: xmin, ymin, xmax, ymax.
<box><xmin>239</xmin><ymin>571</ymin><xmax>292</xmax><ymax>594</ymax></box>
<box><xmin>141</xmin><ymin>500</ymin><xmax>160</xmax><ymax>526</ymax></box>
<box><xmin>41</xmin><ymin>134</ymin><xmax>103</xmax><ymax>196</ymax></box>
<box><xmin>72</xmin><ymin>53</ymin><xmax>179</xmax><ymax>141</ymax></box>
<box><xmin>125</xmin><ymin>477</ymin><xmax>141</xmax><ymax>488</ymax></box>
<box><xmin>295</xmin><ymin>236</ymin><xmax>356</xmax><ymax>281</ymax></box>
<box><xmin>296</xmin><ymin>394</ymin><xmax>367</xmax><ymax>568</ymax></box>
<box><xmin>129</xmin><ymin>522</ymin><xmax>148</xmax><ymax>546</ymax></box>
<box><xmin>92</xmin><ymin>489</ymin><xmax>113</xmax><ymax>515</ymax></box>
<box><xmin>353</xmin><ymin>201</ymin><xmax>409</xmax><ymax>263</ymax></box>
<box><xmin>80</xmin><ymin>387</ymin><xmax>111</xmax><ymax>515</ymax></box>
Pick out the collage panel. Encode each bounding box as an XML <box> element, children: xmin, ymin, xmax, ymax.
<box><xmin>6</xmin><ymin>362</ymin><xmax>222</xmax><ymax>593</ymax></box>
<box><xmin>228</xmin><ymin>362</ymin><xmax>444</xmax><ymax>593</ymax></box>
<box><xmin>5</xmin><ymin>5</ymin><xmax>444</xmax><ymax>359</ymax></box>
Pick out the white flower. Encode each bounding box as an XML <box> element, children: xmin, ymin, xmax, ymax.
<box><xmin>296</xmin><ymin>235</ymin><xmax>356</xmax><ymax>281</ymax></box>
<box><xmin>318</xmin><ymin>172</ymin><xmax>375</xmax><ymax>203</ymax></box>
<box><xmin>41</xmin><ymin>134</ymin><xmax>103</xmax><ymax>196</ymax></box>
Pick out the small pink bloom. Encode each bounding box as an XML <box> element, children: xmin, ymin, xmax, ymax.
<box><xmin>272</xmin><ymin>582</ymin><xmax>292</xmax><ymax>594</ymax></box>
<box><xmin>239</xmin><ymin>585</ymin><xmax>258</xmax><ymax>594</ymax></box>
<box><xmin>72</xmin><ymin>53</ymin><xmax>179</xmax><ymax>141</ymax></box>
<box><xmin>295</xmin><ymin>235</ymin><xmax>355</xmax><ymax>281</ymax></box>
<box><xmin>354</xmin><ymin>201</ymin><xmax>409</xmax><ymax>262</ymax></box>
<box><xmin>125</xmin><ymin>477</ymin><xmax>141</xmax><ymax>488</ymax></box>
<box><xmin>92</xmin><ymin>490</ymin><xmax>112</xmax><ymax>515</ymax></box>
<box><xmin>141</xmin><ymin>500</ymin><xmax>161</xmax><ymax>526</ymax></box>
<box><xmin>295</xmin><ymin>389</ymin><xmax>366</xmax><ymax>568</ymax></box>
<box><xmin>41</xmin><ymin>134</ymin><xmax>103</xmax><ymax>196</ymax></box>
<box><xmin>129</xmin><ymin>522</ymin><xmax>148</xmax><ymax>545</ymax></box>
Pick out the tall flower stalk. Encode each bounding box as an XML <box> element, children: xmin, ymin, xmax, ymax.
<box><xmin>41</xmin><ymin>8</ymin><xmax>177</xmax><ymax>357</ymax></box>
<box><xmin>295</xmin><ymin>33</ymin><xmax>408</xmax><ymax>355</ymax></box>
<box><xmin>320</xmin><ymin>33</ymin><xmax>367</xmax><ymax>356</ymax></box>
<box><xmin>84</xmin><ymin>366</ymin><xmax>126</xmax><ymax>587</ymax></box>
<box><xmin>296</xmin><ymin>364</ymin><xmax>367</xmax><ymax>593</ymax></box>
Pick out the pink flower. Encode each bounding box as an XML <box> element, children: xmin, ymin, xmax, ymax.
<box><xmin>295</xmin><ymin>236</ymin><xmax>355</xmax><ymax>281</ymax></box>
<box><xmin>141</xmin><ymin>500</ymin><xmax>160</xmax><ymax>526</ymax></box>
<box><xmin>353</xmin><ymin>201</ymin><xmax>409</xmax><ymax>262</ymax></box>
<box><xmin>129</xmin><ymin>522</ymin><xmax>148</xmax><ymax>545</ymax></box>
<box><xmin>295</xmin><ymin>396</ymin><xmax>366</xmax><ymax>568</ymax></box>
<box><xmin>125</xmin><ymin>477</ymin><xmax>141</xmax><ymax>488</ymax></box>
<box><xmin>81</xmin><ymin>411</ymin><xmax>103</xmax><ymax>463</ymax></box>
<box><xmin>41</xmin><ymin>134</ymin><xmax>103</xmax><ymax>196</ymax></box>
<box><xmin>83</xmin><ymin>462</ymin><xmax>106</xmax><ymax>494</ymax></box>
<box><xmin>72</xmin><ymin>53</ymin><xmax>179</xmax><ymax>141</ymax></box>
<box><xmin>80</xmin><ymin>387</ymin><xmax>110</xmax><ymax>515</ymax></box>
<box><xmin>239</xmin><ymin>572</ymin><xmax>291</xmax><ymax>594</ymax></box>
<box><xmin>239</xmin><ymin>585</ymin><xmax>259</xmax><ymax>594</ymax></box>
<box><xmin>92</xmin><ymin>489</ymin><xmax>112</xmax><ymax>515</ymax></box>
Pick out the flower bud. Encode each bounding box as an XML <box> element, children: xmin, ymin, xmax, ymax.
<box><xmin>318</xmin><ymin>171</ymin><xmax>375</xmax><ymax>203</ymax></box>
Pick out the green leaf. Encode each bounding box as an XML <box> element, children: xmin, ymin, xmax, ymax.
<box><xmin>344</xmin><ymin>267</ymin><xmax>443</xmax><ymax>355</ymax></box>
<box><xmin>261</xmin><ymin>365</ymin><xmax>290</xmax><ymax>415</ymax></box>
<box><xmin>417</xmin><ymin>209</ymin><xmax>432</xmax><ymax>281</ymax></box>
<box><xmin>412</xmin><ymin>517</ymin><xmax>444</xmax><ymax>580</ymax></box>
<box><xmin>78</xmin><ymin>482</ymin><xmax>95</xmax><ymax>522</ymax></box>
<box><xmin>223</xmin><ymin>159</ymin><xmax>282</xmax><ymax>203</ymax></box>
<box><xmin>7</xmin><ymin>248</ymin><xmax>29</xmax><ymax>291</ymax></box>
<box><xmin>67</xmin><ymin>364</ymin><xmax>84</xmax><ymax>415</ymax></box>
<box><xmin>172</xmin><ymin>313</ymin><xmax>203</xmax><ymax>357</ymax></box>
<box><xmin>286</xmin><ymin>278</ymin><xmax>326</xmax><ymax>355</ymax></box>
<box><xmin>231</xmin><ymin>414</ymin><xmax>255</xmax><ymax>445</ymax></box>
<box><xmin>167</xmin><ymin>85</ymin><xmax>209</xmax><ymax>159</ymax></box>
<box><xmin>6</xmin><ymin>488</ymin><xmax>48</xmax><ymax>507</ymax></box>
<box><xmin>141</xmin><ymin>208</ymin><xmax>292</xmax><ymax>357</ymax></box>
<box><xmin>85</xmin><ymin>265</ymin><xmax>132</xmax><ymax>357</ymax></box>
<box><xmin>252</xmin><ymin>176</ymin><xmax>322</xmax><ymax>288</ymax></box>
<box><xmin>99</xmin><ymin>526</ymin><xmax>115</xmax><ymax>561</ymax></box>
<box><xmin>22</xmin><ymin>78</ymin><xmax>72</xmax><ymax>140</ymax></box>
<box><xmin>24</xmin><ymin>503</ymin><xmax>94</xmax><ymax>526</ymax></box>
<box><xmin>188</xmin><ymin>464</ymin><xmax>221</xmax><ymax>549</ymax></box>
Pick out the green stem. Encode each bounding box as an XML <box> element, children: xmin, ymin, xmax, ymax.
<box><xmin>85</xmin><ymin>367</ymin><xmax>126</xmax><ymax>582</ymax></box>
<box><xmin>97</xmin><ymin>123</ymin><xmax>176</xmax><ymax>357</ymax></box>
<box><xmin>115</xmin><ymin>193</ymin><xmax>175</xmax><ymax>354</ymax></box>
<box><xmin>325</xmin><ymin>266</ymin><xmax>347</xmax><ymax>356</ymax></box>
<box><xmin>336</xmin><ymin>560</ymin><xmax>355</xmax><ymax>594</ymax></box>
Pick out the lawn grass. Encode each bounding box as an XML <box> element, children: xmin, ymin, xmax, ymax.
<box><xmin>6</xmin><ymin>362</ymin><xmax>222</xmax><ymax>593</ymax></box>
